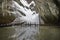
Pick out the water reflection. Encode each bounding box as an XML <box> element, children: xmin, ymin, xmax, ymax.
<box><xmin>9</xmin><ymin>25</ymin><xmax>39</xmax><ymax>40</ymax></box>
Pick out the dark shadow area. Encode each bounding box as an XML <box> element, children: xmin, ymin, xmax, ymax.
<box><xmin>53</xmin><ymin>0</ymin><xmax>60</xmax><ymax>25</ymax></box>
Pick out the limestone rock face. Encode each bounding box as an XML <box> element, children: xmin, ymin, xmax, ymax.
<box><xmin>0</xmin><ymin>10</ymin><xmax>15</xmax><ymax>24</ymax></box>
<box><xmin>0</xmin><ymin>0</ymin><xmax>59</xmax><ymax>24</ymax></box>
<box><xmin>34</xmin><ymin>0</ymin><xmax>59</xmax><ymax>24</ymax></box>
<box><xmin>0</xmin><ymin>0</ymin><xmax>16</xmax><ymax>24</ymax></box>
<box><xmin>14</xmin><ymin>0</ymin><xmax>59</xmax><ymax>24</ymax></box>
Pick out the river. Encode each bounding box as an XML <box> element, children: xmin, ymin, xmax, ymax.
<box><xmin>0</xmin><ymin>25</ymin><xmax>39</xmax><ymax>40</ymax></box>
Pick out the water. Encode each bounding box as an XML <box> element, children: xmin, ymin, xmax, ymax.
<box><xmin>1</xmin><ymin>25</ymin><xmax>60</xmax><ymax>40</ymax></box>
<box><xmin>9</xmin><ymin>25</ymin><xmax>39</xmax><ymax>40</ymax></box>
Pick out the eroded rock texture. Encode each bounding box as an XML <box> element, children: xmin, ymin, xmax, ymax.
<box><xmin>0</xmin><ymin>0</ymin><xmax>16</xmax><ymax>24</ymax></box>
<box><xmin>34</xmin><ymin>0</ymin><xmax>59</xmax><ymax>25</ymax></box>
<box><xmin>0</xmin><ymin>0</ymin><xmax>60</xmax><ymax>25</ymax></box>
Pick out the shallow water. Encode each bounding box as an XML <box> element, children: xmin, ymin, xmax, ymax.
<box><xmin>0</xmin><ymin>25</ymin><xmax>39</xmax><ymax>40</ymax></box>
<box><xmin>10</xmin><ymin>25</ymin><xmax>39</xmax><ymax>40</ymax></box>
<box><xmin>0</xmin><ymin>25</ymin><xmax>60</xmax><ymax>40</ymax></box>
